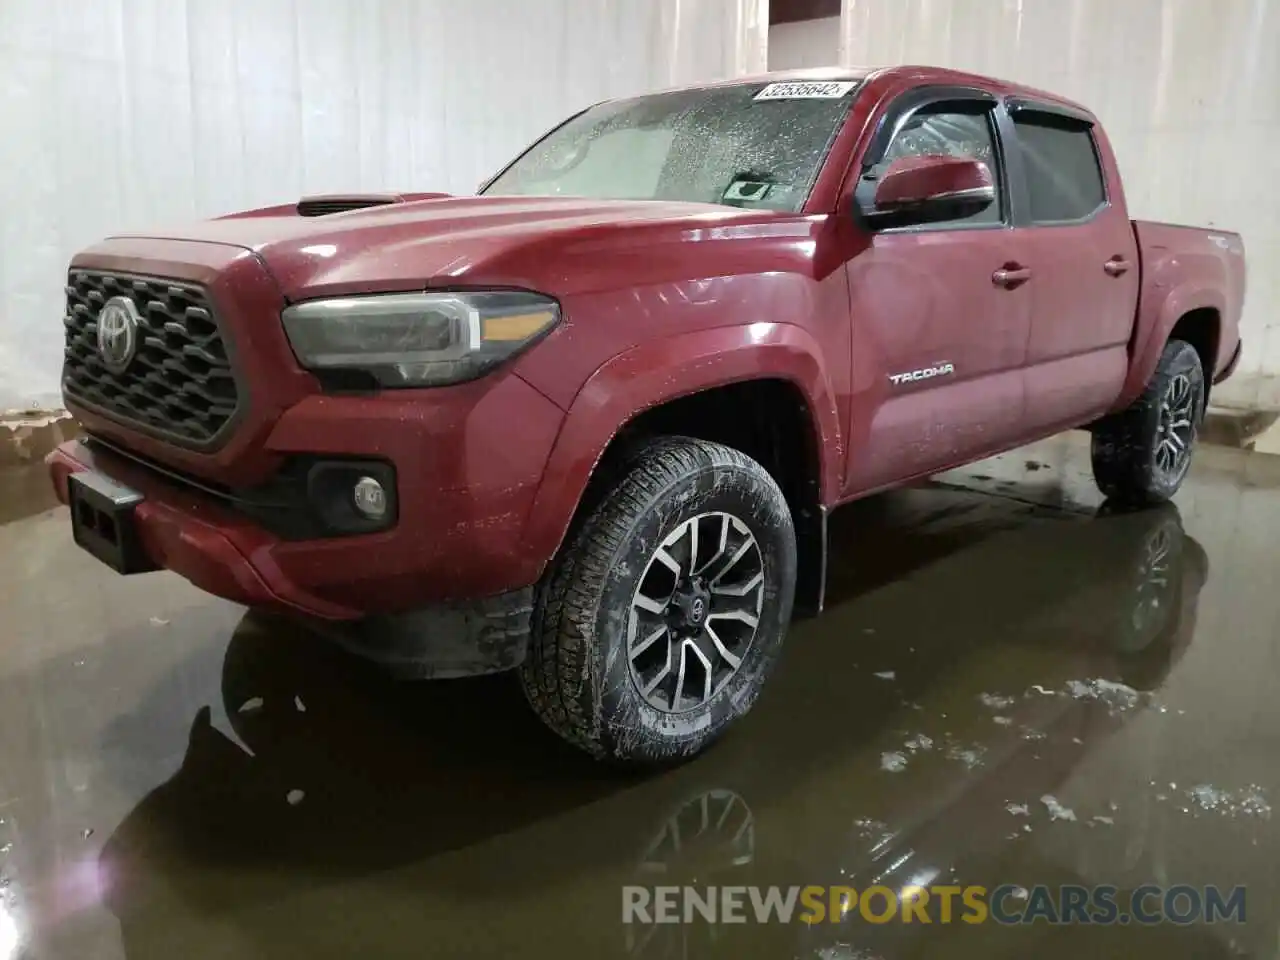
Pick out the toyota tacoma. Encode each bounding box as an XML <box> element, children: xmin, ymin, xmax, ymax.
<box><xmin>47</xmin><ymin>67</ymin><xmax>1246</xmax><ymax>764</ymax></box>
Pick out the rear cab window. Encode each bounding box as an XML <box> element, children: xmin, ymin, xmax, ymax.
<box><xmin>1009</xmin><ymin>110</ymin><xmax>1107</xmax><ymax>224</ymax></box>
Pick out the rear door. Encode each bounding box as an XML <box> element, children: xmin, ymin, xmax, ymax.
<box><xmin>1005</xmin><ymin>103</ymin><xmax>1140</xmax><ymax>432</ymax></box>
<box><xmin>843</xmin><ymin>88</ymin><xmax>1033</xmax><ymax>495</ymax></box>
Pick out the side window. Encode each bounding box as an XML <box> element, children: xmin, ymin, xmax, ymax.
<box><xmin>874</xmin><ymin>102</ymin><xmax>1003</xmax><ymax>226</ymax></box>
<box><xmin>1011</xmin><ymin>112</ymin><xmax>1106</xmax><ymax>223</ymax></box>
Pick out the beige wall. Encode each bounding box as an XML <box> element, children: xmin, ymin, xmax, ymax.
<box><xmin>773</xmin><ymin>1</ymin><xmax>1280</xmax><ymax>410</ymax></box>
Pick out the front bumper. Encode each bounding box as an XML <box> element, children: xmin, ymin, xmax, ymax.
<box><xmin>49</xmin><ymin>439</ymin><xmax>357</xmax><ymax>618</ymax></box>
<box><xmin>46</xmin><ymin>372</ymin><xmax>566</xmax><ymax>619</ymax></box>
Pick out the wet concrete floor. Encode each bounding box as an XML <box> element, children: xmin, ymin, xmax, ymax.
<box><xmin>2</xmin><ymin>433</ymin><xmax>1280</xmax><ymax>958</ymax></box>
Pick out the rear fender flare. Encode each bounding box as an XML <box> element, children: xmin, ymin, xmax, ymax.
<box><xmin>1112</xmin><ymin>283</ymin><xmax>1225</xmax><ymax>412</ymax></box>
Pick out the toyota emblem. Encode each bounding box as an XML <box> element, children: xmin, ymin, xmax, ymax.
<box><xmin>97</xmin><ymin>296</ymin><xmax>140</xmax><ymax>372</ymax></box>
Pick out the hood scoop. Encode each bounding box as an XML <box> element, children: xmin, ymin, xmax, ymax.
<box><xmin>297</xmin><ymin>194</ymin><xmax>400</xmax><ymax>217</ymax></box>
<box><xmin>295</xmin><ymin>191</ymin><xmax>453</xmax><ymax>217</ymax></box>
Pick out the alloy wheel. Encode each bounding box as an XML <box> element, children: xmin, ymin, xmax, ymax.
<box><xmin>1154</xmin><ymin>372</ymin><xmax>1197</xmax><ymax>481</ymax></box>
<box><xmin>626</xmin><ymin>512</ymin><xmax>765</xmax><ymax>713</ymax></box>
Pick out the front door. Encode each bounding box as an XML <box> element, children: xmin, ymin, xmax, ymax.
<box><xmin>844</xmin><ymin>92</ymin><xmax>1033</xmax><ymax>496</ymax></box>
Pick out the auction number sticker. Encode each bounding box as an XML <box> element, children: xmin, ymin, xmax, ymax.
<box><xmin>754</xmin><ymin>80</ymin><xmax>856</xmax><ymax>101</ymax></box>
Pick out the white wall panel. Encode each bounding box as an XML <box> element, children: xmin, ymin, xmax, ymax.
<box><xmin>806</xmin><ymin>0</ymin><xmax>1280</xmax><ymax>408</ymax></box>
<box><xmin>768</xmin><ymin>16</ymin><xmax>839</xmax><ymax>69</ymax></box>
<box><xmin>0</xmin><ymin>0</ymin><xmax>767</xmax><ymax>412</ymax></box>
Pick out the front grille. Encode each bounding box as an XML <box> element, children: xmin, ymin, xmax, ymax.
<box><xmin>63</xmin><ymin>271</ymin><xmax>242</xmax><ymax>447</ymax></box>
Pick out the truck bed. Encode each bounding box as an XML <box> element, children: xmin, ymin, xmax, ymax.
<box><xmin>1132</xmin><ymin>219</ymin><xmax>1246</xmax><ymax>382</ymax></box>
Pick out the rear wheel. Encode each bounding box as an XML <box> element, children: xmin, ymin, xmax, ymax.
<box><xmin>1092</xmin><ymin>339</ymin><xmax>1204</xmax><ymax>504</ymax></box>
<box><xmin>521</xmin><ymin>437</ymin><xmax>797</xmax><ymax>764</ymax></box>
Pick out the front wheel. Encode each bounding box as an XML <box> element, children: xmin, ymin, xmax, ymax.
<box><xmin>1092</xmin><ymin>339</ymin><xmax>1205</xmax><ymax>504</ymax></box>
<box><xmin>521</xmin><ymin>437</ymin><xmax>797</xmax><ymax>764</ymax></box>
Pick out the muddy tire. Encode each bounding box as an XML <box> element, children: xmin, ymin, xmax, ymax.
<box><xmin>1092</xmin><ymin>339</ymin><xmax>1204</xmax><ymax>504</ymax></box>
<box><xmin>521</xmin><ymin>437</ymin><xmax>797</xmax><ymax>764</ymax></box>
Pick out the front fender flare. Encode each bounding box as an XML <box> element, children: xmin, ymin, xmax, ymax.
<box><xmin>520</xmin><ymin>322</ymin><xmax>843</xmax><ymax>573</ymax></box>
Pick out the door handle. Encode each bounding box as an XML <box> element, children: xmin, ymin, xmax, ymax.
<box><xmin>1104</xmin><ymin>258</ymin><xmax>1132</xmax><ymax>277</ymax></box>
<box><xmin>992</xmin><ymin>265</ymin><xmax>1032</xmax><ymax>288</ymax></box>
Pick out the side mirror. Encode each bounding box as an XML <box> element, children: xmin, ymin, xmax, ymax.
<box><xmin>857</xmin><ymin>155</ymin><xmax>995</xmax><ymax>228</ymax></box>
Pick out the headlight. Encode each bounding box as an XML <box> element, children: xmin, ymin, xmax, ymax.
<box><xmin>282</xmin><ymin>291</ymin><xmax>559</xmax><ymax>387</ymax></box>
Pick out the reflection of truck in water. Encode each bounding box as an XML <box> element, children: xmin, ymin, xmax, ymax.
<box><xmin>97</xmin><ymin>492</ymin><xmax>1245</xmax><ymax>959</ymax></box>
<box><xmin>51</xmin><ymin>66</ymin><xmax>1243</xmax><ymax>763</ymax></box>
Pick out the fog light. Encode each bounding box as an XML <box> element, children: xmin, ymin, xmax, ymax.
<box><xmin>352</xmin><ymin>476</ymin><xmax>387</xmax><ymax>519</ymax></box>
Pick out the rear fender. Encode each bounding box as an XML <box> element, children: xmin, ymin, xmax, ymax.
<box><xmin>1112</xmin><ymin>281</ymin><xmax>1225</xmax><ymax>413</ymax></box>
<box><xmin>521</xmin><ymin>322</ymin><xmax>843</xmax><ymax>573</ymax></box>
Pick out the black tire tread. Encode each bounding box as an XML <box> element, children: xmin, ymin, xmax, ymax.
<box><xmin>1092</xmin><ymin>338</ymin><xmax>1203</xmax><ymax>505</ymax></box>
<box><xmin>520</xmin><ymin>436</ymin><xmax>786</xmax><ymax>758</ymax></box>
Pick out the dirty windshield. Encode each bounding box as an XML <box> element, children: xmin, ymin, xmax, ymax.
<box><xmin>483</xmin><ymin>80</ymin><xmax>861</xmax><ymax>212</ymax></box>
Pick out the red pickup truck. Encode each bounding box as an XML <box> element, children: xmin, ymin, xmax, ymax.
<box><xmin>48</xmin><ymin>66</ymin><xmax>1244</xmax><ymax>764</ymax></box>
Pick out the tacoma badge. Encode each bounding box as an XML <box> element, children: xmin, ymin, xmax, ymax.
<box><xmin>889</xmin><ymin>362</ymin><xmax>955</xmax><ymax>385</ymax></box>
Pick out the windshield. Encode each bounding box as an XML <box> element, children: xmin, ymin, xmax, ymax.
<box><xmin>482</xmin><ymin>80</ymin><xmax>861</xmax><ymax>213</ymax></box>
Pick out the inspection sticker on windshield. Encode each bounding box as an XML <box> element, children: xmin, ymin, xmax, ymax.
<box><xmin>724</xmin><ymin>179</ymin><xmax>774</xmax><ymax>203</ymax></box>
<box><xmin>754</xmin><ymin>80</ymin><xmax>856</xmax><ymax>101</ymax></box>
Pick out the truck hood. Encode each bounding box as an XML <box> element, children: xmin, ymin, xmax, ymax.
<box><xmin>111</xmin><ymin>195</ymin><xmax>791</xmax><ymax>301</ymax></box>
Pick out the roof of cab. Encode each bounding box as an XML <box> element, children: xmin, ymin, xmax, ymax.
<box><xmin>659</xmin><ymin>66</ymin><xmax>880</xmax><ymax>91</ymax></box>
